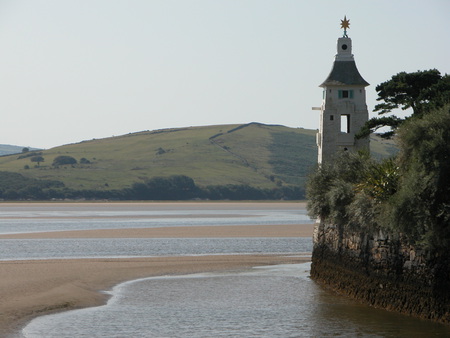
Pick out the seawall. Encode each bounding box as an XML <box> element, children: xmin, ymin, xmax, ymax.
<box><xmin>311</xmin><ymin>221</ymin><xmax>450</xmax><ymax>323</ymax></box>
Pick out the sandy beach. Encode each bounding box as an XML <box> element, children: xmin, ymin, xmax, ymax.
<box><xmin>0</xmin><ymin>222</ymin><xmax>313</xmax><ymax>337</ymax></box>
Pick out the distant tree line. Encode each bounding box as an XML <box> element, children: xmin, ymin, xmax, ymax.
<box><xmin>0</xmin><ymin>172</ymin><xmax>65</xmax><ymax>200</ymax></box>
<box><xmin>0</xmin><ymin>172</ymin><xmax>304</xmax><ymax>201</ymax></box>
<box><xmin>23</xmin><ymin>155</ymin><xmax>93</xmax><ymax>169</ymax></box>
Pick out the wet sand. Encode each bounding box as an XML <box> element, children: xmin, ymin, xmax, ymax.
<box><xmin>0</xmin><ymin>223</ymin><xmax>312</xmax><ymax>337</ymax></box>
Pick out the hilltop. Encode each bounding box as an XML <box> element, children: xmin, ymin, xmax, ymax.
<box><xmin>0</xmin><ymin>145</ymin><xmax>40</xmax><ymax>156</ymax></box>
<box><xmin>0</xmin><ymin>123</ymin><xmax>396</xmax><ymax>197</ymax></box>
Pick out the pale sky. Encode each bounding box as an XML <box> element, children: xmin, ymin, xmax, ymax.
<box><xmin>0</xmin><ymin>0</ymin><xmax>449</xmax><ymax>149</ymax></box>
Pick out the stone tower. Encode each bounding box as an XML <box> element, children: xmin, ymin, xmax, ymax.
<box><xmin>315</xmin><ymin>17</ymin><xmax>369</xmax><ymax>164</ymax></box>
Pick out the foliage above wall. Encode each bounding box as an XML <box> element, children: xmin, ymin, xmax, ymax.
<box><xmin>308</xmin><ymin>68</ymin><xmax>450</xmax><ymax>251</ymax></box>
<box><xmin>357</xmin><ymin>69</ymin><xmax>450</xmax><ymax>139</ymax></box>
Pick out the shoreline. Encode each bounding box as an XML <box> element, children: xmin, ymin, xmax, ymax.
<box><xmin>0</xmin><ymin>222</ymin><xmax>313</xmax><ymax>337</ymax></box>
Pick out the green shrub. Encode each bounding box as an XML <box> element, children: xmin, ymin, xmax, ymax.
<box><xmin>53</xmin><ymin>155</ymin><xmax>77</xmax><ymax>166</ymax></box>
<box><xmin>307</xmin><ymin>151</ymin><xmax>373</xmax><ymax>223</ymax></box>
<box><xmin>356</xmin><ymin>157</ymin><xmax>399</xmax><ymax>203</ymax></box>
<box><xmin>386</xmin><ymin>104</ymin><xmax>450</xmax><ymax>248</ymax></box>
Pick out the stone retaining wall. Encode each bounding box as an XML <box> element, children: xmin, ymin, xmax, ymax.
<box><xmin>311</xmin><ymin>221</ymin><xmax>450</xmax><ymax>323</ymax></box>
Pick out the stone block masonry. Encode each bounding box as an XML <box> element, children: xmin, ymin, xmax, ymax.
<box><xmin>311</xmin><ymin>221</ymin><xmax>450</xmax><ymax>323</ymax></box>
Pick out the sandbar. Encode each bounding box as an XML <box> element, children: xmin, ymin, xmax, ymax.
<box><xmin>0</xmin><ymin>223</ymin><xmax>313</xmax><ymax>239</ymax></box>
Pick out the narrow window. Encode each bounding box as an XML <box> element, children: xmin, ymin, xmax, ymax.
<box><xmin>341</xmin><ymin>114</ymin><xmax>350</xmax><ymax>133</ymax></box>
<box><xmin>330</xmin><ymin>115</ymin><xmax>334</xmax><ymax>121</ymax></box>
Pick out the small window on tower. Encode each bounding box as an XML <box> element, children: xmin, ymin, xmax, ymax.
<box><xmin>330</xmin><ymin>115</ymin><xmax>334</xmax><ymax>121</ymax></box>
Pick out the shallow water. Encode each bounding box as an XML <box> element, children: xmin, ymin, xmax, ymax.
<box><xmin>0</xmin><ymin>203</ymin><xmax>311</xmax><ymax>234</ymax></box>
<box><xmin>22</xmin><ymin>263</ymin><xmax>450</xmax><ymax>338</ymax></box>
<box><xmin>0</xmin><ymin>237</ymin><xmax>312</xmax><ymax>260</ymax></box>
<box><xmin>0</xmin><ymin>203</ymin><xmax>312</xmax><ymax>261</ymax></box>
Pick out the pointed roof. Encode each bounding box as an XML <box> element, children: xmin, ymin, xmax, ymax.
<box><xmin>320</xmin><ymin>60</ymin><xmax>369</xmax><ymax>87</ymax></box>
<box><xmin>320</xmin><ymin>17</ymin><xmax>369</xmax><ymax>88</ymax></box>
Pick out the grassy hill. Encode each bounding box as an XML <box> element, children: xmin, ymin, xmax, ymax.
<box><xmin>0</xmin><ymin>123</ymin><xmax>396</xmax><ymax>191</ymax></box>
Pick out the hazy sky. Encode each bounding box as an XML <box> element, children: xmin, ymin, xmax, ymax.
<box><xmin>0</xmin><ymin>0</ymin><xmax>449</xmax><ymax>149</ymax></box>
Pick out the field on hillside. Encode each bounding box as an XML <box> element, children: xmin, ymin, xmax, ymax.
<box><xmin>0</xmin><ymin>123</ymin><xmax>396</xmax><ymax>190</ymax></box>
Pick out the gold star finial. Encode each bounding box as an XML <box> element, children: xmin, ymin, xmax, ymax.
<box><xmin>340</xmin><ymin>16</ymin><xmax>350</xmax><ymax>37</ymax></box>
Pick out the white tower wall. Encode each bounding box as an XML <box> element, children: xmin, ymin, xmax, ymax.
<box><xmin>316</xmin><ymin>36</ymin><xmax>369</xmax><ymax>164</ymax></box>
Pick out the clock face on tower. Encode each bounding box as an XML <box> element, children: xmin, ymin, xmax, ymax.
<box><xmin>342</xmin><ymin>44</ymin><xmax>348</xmax><ymax>50</ymax></box>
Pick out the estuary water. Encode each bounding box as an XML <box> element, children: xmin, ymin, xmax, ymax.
<box><xmin>22</xmin><ymin>264</ymin><xmax>450</xmax><ymax>338</ymax></box>
<box><xmin>0</xmin><ymin>203</ymin><xmax>448</xmax><ymax>337</ymax></box>
<box><xmin>0</xmin><ymin>202</ymin><xmax>312</xmax><ymax>260</ymax></box>
<box><xmin>0</xmin><ymin>237</ymin><xmax>312</xmax><ymax>260</ymax></box>
<box><xmin>0</xmin><ymin>202</ymin><xmax>312</xmax><ymax>234</ymax></box>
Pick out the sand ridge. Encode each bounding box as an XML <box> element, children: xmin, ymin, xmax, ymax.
<box><xmin>0</xmin><ymin>223</ymin><xmax>313</xmax><ymax>239</ymax></box>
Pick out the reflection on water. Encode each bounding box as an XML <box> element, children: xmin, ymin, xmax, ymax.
<box><xmin>23</xmin><ymin>264</ymin><xmax>450</xmax><ymax>338</ymax></box>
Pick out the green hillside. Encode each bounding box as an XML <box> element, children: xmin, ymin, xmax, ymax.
<box><xmin>0</xmin><ymin>123</ymin><xmax>395</xmax><ymax>191</ymax></box>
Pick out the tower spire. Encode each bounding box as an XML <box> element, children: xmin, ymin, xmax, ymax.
<box><xmin>340</xmin><ymin>16</ymin><xmax>350</xmax><ymax>37</ymax></box>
